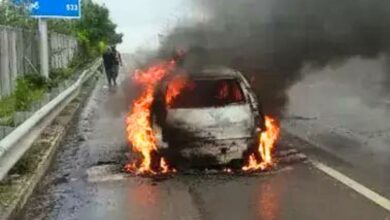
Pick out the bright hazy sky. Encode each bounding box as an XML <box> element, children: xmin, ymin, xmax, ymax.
<box><xmin>93</xmin><ymin>0</ymin><xmax>193</xmax><ymax>53</ymax></box>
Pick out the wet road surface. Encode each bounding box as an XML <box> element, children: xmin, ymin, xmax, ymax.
<box><xmin>284</xmin><ymin>56</ymin><xmax>390</xmax><ymax>199</ymax></box>
<box><xmin>20</xmin><ymin>60</ymin><xmax>390</xmax><ymax>220</ymax></box>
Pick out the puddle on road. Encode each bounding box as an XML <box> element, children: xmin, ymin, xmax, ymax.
<box><xmin>86</xmin><ymin>148</ymin><xmax>307</xmax><ymax>183</ymax></box>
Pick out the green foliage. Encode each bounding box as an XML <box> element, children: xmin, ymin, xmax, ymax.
<box><xmin>48</xmin><ymin>20</ymin><xmax>77</xmax><ymax>35</ymax></box>
<box><xmin>74</xmin><ymin>1</ymin><xmax>123</xmax><ymax>59</ymax></box>
<box><xmin>77</xmin><ymin>1</ymin><xmax>123</xmax><ymax>45</ymax></box>
<box><xmin>76</xmin><ymin>30</ymin><xmax>93</xmax><ymax>58</ymax></box>
<box><xmin>0</xmin><ymin>73</ymin><xmax>48</xmax><ymax>118</ymax></box>
<box><xmin>48</xmin><ymin>68</ymin><xmax>74</xmax><ymax>89</ymax></box>
<box><xmin>0</xmin><ymin>3</ymin><xmax>36</xmax><ymax>28</ymax></box>
<box><xmin>12</xmin><ymin>74</ymin><xmax>46</xmax><ymax>111</ymax></box>
<box><xmin>0</xmin><ymin>1</ymin><xmax>119</xmax><ymax>116</ymax></box>
<box><xmin>98</xmin><ymin>41</ymin><xmax>108</xmax><ymax>54</ymax></box>
<box><xmin>0</xmin><ymin>96</ymin><xmax>15</xmax><ymax>118</ymax></box>
<box><xmin>68</xmin><ymin>53</ymin><xmax>90</xmax><ymax>70</ymax></box>
<box><xmin>23</xmin><ymin>73</ymin><xmax>48</xmax><ymax>90</ymax></box>
<box><xmin>0</xmin><ymin>67</ymin><xmax>77</xmax><ymax>121</ymax></box>
<box><xmin>14</xmin><ymin>77</ymin><xmax>31</xmax><ymax>111</ymax></box>
<box><xmin>0</xmin><ymin>0</ymin><xmax>123</xmax><ymax>61</ymax></box>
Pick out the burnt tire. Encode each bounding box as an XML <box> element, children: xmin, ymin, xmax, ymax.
<box><xmin>150</xmin><ymin>150</ymin><xmax>163</xmax><ymax>171</ymax></box>
<box><xmin>228</xmin><ymin>159</ymin><xmax>244</xmax><ymax>169</ymax></box>
<box><xmin>244</xmin><ymin>134</ymin><xmax>262</xmax><ymax>161</ymax></box>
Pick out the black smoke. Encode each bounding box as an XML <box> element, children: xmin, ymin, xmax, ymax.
<box><xmin>158</xmin><ymin>0</ymin><xmax>390</xmax><ymax>116</ymax></box>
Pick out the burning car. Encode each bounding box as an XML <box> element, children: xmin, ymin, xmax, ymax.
<box><xmin>150</xmin><ymin>66</ymin><xmax>266</xmax><ymax>167</ymax></box>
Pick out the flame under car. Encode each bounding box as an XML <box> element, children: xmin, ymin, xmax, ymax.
<box><xmin>151</xmin><ymin>67</ymin><xmax>265</xmax><ymax>167</ymax></box>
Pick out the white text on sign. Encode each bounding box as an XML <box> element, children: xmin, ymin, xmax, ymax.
<box><xmin>66</xmin><ymin>4</ymin><xmax>78</xmax><ymax>11</ymax></box>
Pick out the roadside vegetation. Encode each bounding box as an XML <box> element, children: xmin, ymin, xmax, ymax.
<box><xmin>0</xmin><ymin>63</ymin><xmax>89</xmax><ymax>125</ymax></box>
<box><xmin>0</xmin><ymin>0</ymin><xmax>122</xmax><ymax>126</ymax></box>
<box><xmin>0</xmin><ymin>70</ymin><xmax>63</xmax><ymax>125</ymax></box>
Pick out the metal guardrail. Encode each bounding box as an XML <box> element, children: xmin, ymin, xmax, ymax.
<box><xmin>0</xmin><ymin>59</ymin><xmax>102</xmax><ymax>181</ymax></box>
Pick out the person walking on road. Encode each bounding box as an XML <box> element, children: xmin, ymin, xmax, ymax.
<box><xmin>110</xmin><ymin>45</ymin><xmax>122</xmax><ymax>86</ymax></box>
<box><xmin>102</xmin><ymin>47</ymin><xmax>114</xmax><ymax>86</ymax></box>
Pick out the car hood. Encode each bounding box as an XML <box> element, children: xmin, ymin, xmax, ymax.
<box><xmin>165</xmin><ymin>104</ymin><xmax>255</xmax><ymax>141</ymax></box>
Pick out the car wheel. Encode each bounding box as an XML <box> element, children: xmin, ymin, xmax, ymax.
<box><xmin>246</xmin><ymin>133</ymin><xmax>262</xmax><ymax>161</ymax></box>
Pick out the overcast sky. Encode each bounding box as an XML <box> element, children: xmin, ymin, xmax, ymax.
<box><xmin>93</xmin><ymin>0</ymin><xmax>193</xmax><ymax>53</ymax></box>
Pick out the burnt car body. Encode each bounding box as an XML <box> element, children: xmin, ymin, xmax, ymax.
<box><xmin>151</xmin><ymin>67</ymin><xmax>265</xmax><ymax>167</ymax></box>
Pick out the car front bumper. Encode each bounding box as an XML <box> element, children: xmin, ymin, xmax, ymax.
<box><xmin>161</xmin><ymin>138</ymin><xmax>255</xmax><ymax>166</ymax></box>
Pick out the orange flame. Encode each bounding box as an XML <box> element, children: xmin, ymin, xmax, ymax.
<box><xmin>242</xmin><ymin>116</ymin><xmax>280</xmax><ymax>171</ymax></box>
<box><xmin>159</xmin><ymin>158</ymin><xmax>170</xmax><ymax>174</ymax></box>
<box><xmin>165</xmin><ymin>75</ymin><xmax>189</xmax><ymax>106</ymax></box>
<box><xmin>125</xmin><ymin>60</ymin><xmax>176</xmax><ymax>175</ymax></box>
<box><xmin>125</xmin><ymin>59</ymin><xmax>279</xmax><ymax>174</ymax></box>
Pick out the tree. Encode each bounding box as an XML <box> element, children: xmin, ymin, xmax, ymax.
<box><xmin>75</xmin><ymin>0</ymin><xmax>122</xmax><ymax>58</ymax></box>
<box><xmin>0</xmin><ymin>2</ymin><xmax>35</xmax><ymax>28</ymax></box>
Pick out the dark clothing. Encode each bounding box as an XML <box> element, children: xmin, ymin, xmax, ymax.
<box><xmin>102</xmin><ymin>50</ymin><xmax>116</xmax><ymax>86</ymax></box>
<box><xmin>111</xmin><ymin>65</ymin><xmax>119</xmax><ymax>79</ymax></box>
<box><xmin>105</xmin><ymin>67</ymin><xmax>116</xmax><ymax>86</ymax></box>
<box><xmin>112</xmin><ymin>54</ymin><xmax>119</xmax><ymax>65</ymax></box>
<box><xmin>102</xmin><ymin>49</ymin><xmax>121</xmax><ymax>86</ymax></box>
<box><xmin>103</xmin><ymin>51</ymin><xmax>114</xmax><ymax>69</ymax></box>
<box><xmin>111</xmin><ymin>50</ymin><xmax>121</xmax><ymax>85</ymax></box>
<box><xmin>112</xmin><ymin>50</ymin><xmax>122</xmax><ymax>65</ymax></box>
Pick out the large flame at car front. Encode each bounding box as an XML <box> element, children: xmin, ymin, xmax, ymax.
<box><xmin>242</xmin><ymin>116</ymin><xmax>280</xmax><ymax>171</ymax></box>
<box><xmin>125</xmin><ymin>60</ymin><xmax>176</xmax><ymax>175</ymax></box>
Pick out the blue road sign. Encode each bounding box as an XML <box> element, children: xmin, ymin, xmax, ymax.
<box><xmin>28</xmin><ymin>0</ymin><xmax>81</xmax><ymax>19</ymax></box>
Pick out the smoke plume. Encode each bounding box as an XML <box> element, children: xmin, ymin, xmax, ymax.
<box><xmin>158</xmin><ymin>0</ymin><xmax>390</xmax><ymax>116</ymax></box>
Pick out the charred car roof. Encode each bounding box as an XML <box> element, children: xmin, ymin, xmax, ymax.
<box><xmin>187</xmin><ymin>66</ymin><xmax>243</xmax><ymax>79</ymax></box>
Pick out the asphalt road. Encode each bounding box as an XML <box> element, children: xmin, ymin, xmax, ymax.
<box><xmin>284</xmin><ymin>55</ymin><xmax>390</xmax><ymax>199</ymax></box>
<box><xmin>20</xmin><ymin>58</ymin><xmax>390</xmax><ymax>220</ymax></box>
